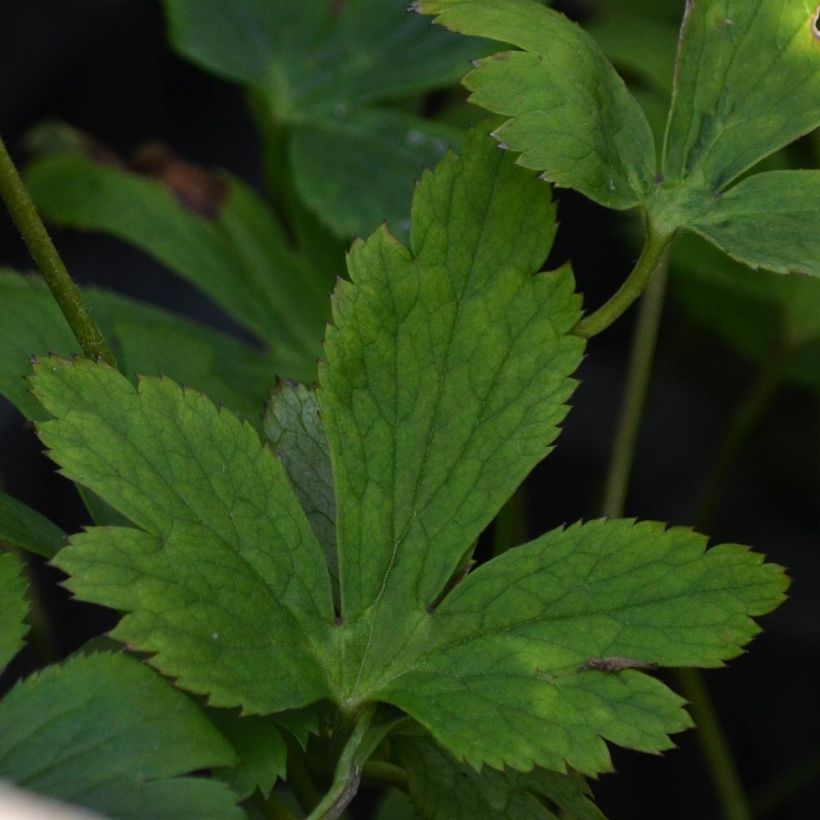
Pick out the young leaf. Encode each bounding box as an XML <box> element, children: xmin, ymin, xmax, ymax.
<box><xmin>264</xmin><ymin>382</ymin><xmax>337</xmax><ymax>581</ymax></box>
<box><xmin>397</xmin><ymin>733</ymin><xmax>604</xmax><ymax>820</ymax></box>
<box><xmin>685</xmin><ymin>171</ymin><xmax>820</xmax><ymax>276</ymax></box>
<box><xmin>663</xmin><ymin>0</ymin><xmax>820</xmax><ymax>189</ymax></box>
<box><xmin>208</xmin><ymin>710</ymin><xmax>287</xmax><ymax>800</ymax></box>
<box><xmin>36</xmin><ymin>359</ymin><xmax>335</xmax><ymax>715</ymax></box>
<box><xmin>26</xmin><ymin>153</ymin><xmax>332</xmax><ymax>370</ymax></box>
<box><xmin>0</xmin><ymin>491</ymin><xmax>66</xmax><ymax>559</ymax></box>
<box><xmin>34</xmin><ymin>130</ymin><xmax>786</xmax><ymax>783</ymax></box>
<box><xmin>0</xmin><ymin>653</ymin><xmax>242</xmax><ymax>819</ymax></box>
<box><xmin>289</xmin><ymin>110</ymin><xmax>460</xmax><ymax>238</ymax></box>
<box><xmin>0</xmin><ymin>553</ymin><xmax>28</xmax><ymax>672</ymax></box>
<box><xmin>0</xmin><ymin>271</ymin><xmax>276</xmax><ymax>421</ymax></box>
<box><xmin>416</xmin><ymin>0</ymin><xmax>657</xmax><ymax>209</ymax></box>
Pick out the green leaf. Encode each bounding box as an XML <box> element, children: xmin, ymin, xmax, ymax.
<box><xmin>0</xmin><ymin>653</ymin><xmax>242</xmax><ymax>819</ymax></box>
<box><xmin>208</xmin><ymin>710</ymin><xmax>287</xmax><ymax>800</ymax></box>
<box><xmin>0</xmin><ymin>271</ymin><xmax>275</xmax><ymax>421</ymax></box>
<box><xmin>380</xmin><ymin>520</ymin><xmax>787</xmax><ymax>773</ymax></box>
<box><xmin>320</xmin><ymin>126</ymin><xmax>583</xmax><ymax>621</ymax></box>
<box><xmin>289</xmin><ymin>110</ymin><xmax>460</xmax><ymax>238</ymax></box>
<box><xmin>26</xmin><ymin>154</ymin><xmax>331</xmax><ymax>370</ymax></box>
<box><xmin>663</xmin><ymin>0</ymin><xmax>820</xmax><ymax>190</ymax></box>
<box><xmin>163</xmin><ymin>0</ymin><xmax>487</xmax><ymax>115</ymax></box>
<box><xmin>33</xmin><ymin>129</ymin><xmax>786</xmax><ymax>783</ymax></box>
<box><xmin>671</xmin><ymin>234</ymin><xmax>820</xmax><ymax>391</ymax></box>
<box><xmin>264</xmin><ymin>382</ymin><xmax>337</xmax><ymax>583</ymax></box>
<box><xmin>0</xmin><ymin>491</ymin><xmax>66</xmax><ymax>559</ymax></box>
<box><xmin>685</xmin><ymin>170</ymin><xmax>820</xmax><ymax>276</ymax></box>
<box><xmin>418</xmin><ymin>0</ymin><xmax>656</xmax><ymax>209</ymax></box>
<box><xmin>0</xmin><ymin>553</ymin><xmax>28</xmax><ymax>672</ymax></box>
<box><xmin>398</xmin><ymin>733</ymin><xmax>604</xmax><ymax>820</ymax></box>
<box><xmin>37</xmin><ymin>359</ymin><xmax>335</xmax><ymax>714</ymax></box>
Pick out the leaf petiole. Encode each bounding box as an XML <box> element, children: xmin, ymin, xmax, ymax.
<box><xmin>573</xmin><ymin>218</ymin><xmax>675</xmax><ymax>339</ymax></box>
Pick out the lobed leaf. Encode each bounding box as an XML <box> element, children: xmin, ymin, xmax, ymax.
<box><xmin>0</xmin><ymin>553</ymin><xmax>29</xmax><ymax>672</ymax></box>
<box><xmin>663</xmin><ymin>0</ymin><xmax>820</xmax><ymax>190</ymax></box>
<box><xmin>0</xmin><ymin>653</ymin><xmax>241</xmax><ymax>819</ymax></box>
<box><xmin>0</xmin><ymin>491</ymin><xmax>67</xmax><ymax>560</ymax></box>
<box><xmin>26</xmin><ymin>155</ymin><xmax>332</xmax><ymax>370</ymax></box>
<box><xmin>36</xmin><ymin>359</ymin><xmax>335</xmax><ymax>714</ymax></box>
<box><xmin>417</xmin><ymin>0</ymin><xmax>657</xmax><ymax>208</ymax></box>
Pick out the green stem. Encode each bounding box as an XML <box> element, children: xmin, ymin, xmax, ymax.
<box><xmin>284</xmin><ymin>736</ymin><xmax>321</xmax><ymax>815</ymax></box>
<box><xmin>492</xmin><ymin>486</ymin><xmax>528</xmax><ymax>556</ymax></box>
<box><xmin>600</xmin><ymin>255</ymin><xmax>668</xmax><ymax>518</ymax></box>
<box><xmin>252</xmin><ymin>790</ymin><xmax>298</xmax><ymax>820</ymax></box>
<box><xmin>598</xmin><ymin>242</ymin><xmax>752</xmax><ymax>820</ymax></box>
<box><xmin>752</xmin><ymin>751</ymin><xmax>820</xmax><ymax>818</ymax></box>
<box><xmin>0</xmin><ymin>134</ymin><xmax>113</xmax><ymax>365</ymax></box>
<box><xmin>307</xmin><ymin>705</ymin><xmax>376</xmax><ymax>820</ymax></box>
<box><xmin>573</xmin><ymin>219</ymin><xmax>675</xmax><ymax>340</ymax></box>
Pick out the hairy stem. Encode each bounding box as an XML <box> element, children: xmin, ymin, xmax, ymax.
<box><xmin>307</xmin><ymin>705</ymin><xmax>376</xmax><ymax>820</ymax></box>
<box><xmin>600</xmin><ymin>255</ymin><xmax>668</xmax><ymax>518</ymax></box>
<box><xmin>573</xmin><ymin>219</ymin><xmax>675</xmax><ymax>340</ymax></box>
<box><xmin>598</xmin><ymin>243</ymin><xmax>752</xmax><ymax>820</ymax></box>
<box><xmin>0</xmin><ymin>134</ymin><xmax>113</xmax><ymax>364</ymax></box>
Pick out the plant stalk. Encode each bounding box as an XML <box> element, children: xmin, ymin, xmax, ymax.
<box><xmin>574</xmin><ymin>219</ymin><xmax>674</xmax><ymax>340</ymax></box>
<box><xmin>0</xmin><ymin>134</ymin><xmax>113</xmax><ymax>365</ymax></box>
<box><xmin>598</xmin><ymin>241</ymin><xmax>752</xmax><ymax>820</ymax></box>
<box><xmin>600</xmin><ymin>255</ymin><xmax>668</xmax><ymax>518</ymax></box>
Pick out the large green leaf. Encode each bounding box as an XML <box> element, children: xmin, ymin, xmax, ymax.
<box><xmin>0</xmin><ymin>653</ymin><xmax>242</xmax><ymax>819</ymax></box>
<box><xmin>289</xmin><ymin>110</ymin><xmax>460</xmax><ymax>238</ymax></box>
<box><xmin>38</xmin><ymin>360</ymin><xmax>335</xmax><ymax>714</ymax></box>
<box><xmin>686</xmin><ymin>171</ymin><xmax>820</xmax><ymax>276</ymax></box>
<box><xmin>417</xmin><ymin>0</ymin><xmax>656</xmax><ymax>209</ymax></box>
<box><xmin>0</xmin><ymin>553</ymin><xmax>28</xmax><ymax>672</ymax></box>
<box><xmin>663</xmin><ymin>0</ymin><xmax>820</xmax><ymax>189</ymax></box>
<box><xmin>398</xmin><ymin>733</ymin><xmax>604</xmax><ymax>819</ymax></box>
<box><xmin>34</xmin><ymin>130</ymin><xmax>786</xmax><ymax>787</ymax></box>
<box><xmin>0</xmin><ymin>271</ymin><xmax>275</xmax><ymax>421</ymax></box>
<box><xmin>0</xmin><ymin>491</ymin><xmax>66</xmax><ymax>559</ymax></box>
<box><xmin>26</xmin><ymin>154</ymin><xmax>332</xmax><ymax>370</ymax></box>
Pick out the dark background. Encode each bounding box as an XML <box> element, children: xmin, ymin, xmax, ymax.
<box><xmin>1</xmin><ymin>1</ymin><xmax>818</xmax><ymax>818</ymax></box>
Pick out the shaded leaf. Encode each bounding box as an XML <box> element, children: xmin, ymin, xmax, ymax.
<box><xmin>0</xmin><ymin>653</ymin><xmax>242</xmax><ymax>819</ymax></box>
<box><xmin>0</xmin><ymin>553</ymin><xmax>28</xmax><ymax>672</ymax></box>
<box><xmin>289</xmin><ymin>110</ymin><xmax>460</xmax><ymax>238</ymax></box>
<box><xmin>26</xmin><ymin>153</ymin><xmax>332</xmax><ymax>371</ymax></box>
<box><xmin>208</xmin><ymin>710</ymin><xmax>287</xmax><ymax>800</ymax></box>
<box><xmin>0</xmin><ymin>271</ymin><xmax>275</xmax><ymax>422</ymax></box>
<box><xmin>398</xmin><ymin>733</ymin><xmax>604</xmax><ymax>819</ymax></box>
<box><xmin>418</xmin><ymin>0</ymin><xmax>656</xmax><ymax>208</ymax></box>
<box><xmin>0</xmin><ymin>491</ymin><xmax>66</xmax><ymax>559</ymax></box>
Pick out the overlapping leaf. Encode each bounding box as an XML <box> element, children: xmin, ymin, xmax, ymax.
<box><xmin>0</xmin><ymin>653</ymin><xmax>242</xmax><ymax>819</ymax></box>
<box><xmin>35</xmin><ymin>131</ymin><xmax>786</xmax><ymax>784</ymax></box>
<box><xmin>163</xmin><ymin>0</ymin><xmax>488</xmax><ymax>236</ymax></box>
<box><xmin>25</xmin><ymin>151</ymin><xmax>332</xmax><ymax>377</ymax></box>
<box><xmin>0</xmin><ymin>271</ymin><xmax>275</xmax><ymax>421</ymax></box>
<box><xmin>0</xmin><ymin>490</ymin><xmax>66</xmax><ymax>559</ymax></box>
<box><xmin>422</xmin><ymin>0</ymin><xmax>820</xmax><ymax>279</ymax></box>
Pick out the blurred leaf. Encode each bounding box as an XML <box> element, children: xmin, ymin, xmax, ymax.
<box><xmin>289</xmin><ymin>110</ymin><xmax>460</xmax><ymax>238</ymax></box>
<box><xmin>0</xmin><ymin>553</ymin><xmax>28</xmax><ymax>672</ymax></box>
<box><xmin>0</xmin><ymin>271</ymin><xmax>275</xmax><ymax>421</ymax></box>
<box><xmin>418</xmin><ymin>0</ymin><xmax>656</xmax><ymax>209</ymax></box>
<box><xmin>26</xmin><ymin>152</ymin><xmax>332</xmax><ymax>370</ymax></box>
<box><xmin>0</xmin><ymin>490</ymin><xmax>66</xmax><ymax>559</ymax></box>
<box><xmin>0</xmin><ymin>653</ymin><xmax>242</xmax><ymax>819</ymax></box>
<box><xmin>398</xmin><ymin>733</ymin><xmax>604</xmax><ymax>819</ymax></box>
